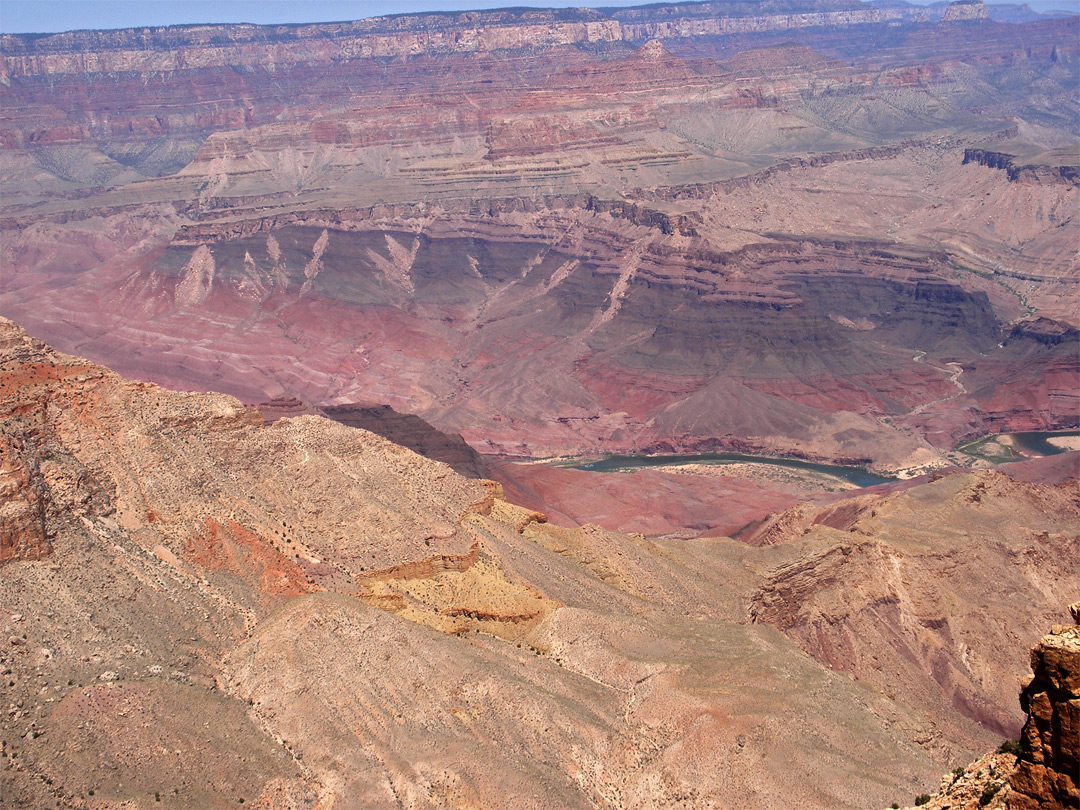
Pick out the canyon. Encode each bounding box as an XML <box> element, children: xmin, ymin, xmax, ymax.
<box><xmin>0</xmin><ymin>320</ymin><xmax>1077</xmax><ymax>808</ymax></box>
<box><xmin>1</xmin><ymin>0</ymin><xmax>1079</xmax><ymax>807</ymax></box>
<box><xmin>2</xmin><ymin>0</ymin><xmax>1077</xmax><ymax>483</ymax></box>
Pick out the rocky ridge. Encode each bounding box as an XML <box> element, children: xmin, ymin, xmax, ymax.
<box><xmin>258</xmin><ymin>397</ymin><xmax>493</xmax><ymax>480</ymax></box>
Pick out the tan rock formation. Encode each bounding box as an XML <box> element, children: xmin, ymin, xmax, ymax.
<box><xmin>892</xmin><ymin>753</ymin><xmax>1016</xmax><ymax>810</ymax></box>
<box><xmin>1009</xmin><ymin>606</ymin><xmax>1080</xmax><ymax>809</ymax></box>
<box><xmin>941</xmin><ymin>0</ymin><xmax>990</xmax><ymax>23</ymax></box>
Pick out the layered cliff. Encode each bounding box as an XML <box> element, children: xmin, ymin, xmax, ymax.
<box><xmin>2</xmin><ymin>3</ymin><xmax>1075</xmax><ymax>471</ymax></box>
<box><xmin>963</xmin><ymin>148</ymin><xmax>1080</xmax><ymax>185</ymax></box>
<box><xmin>0</xmin><ymin>1</ymin><xmax>900</xmax><ymax>77</ymax></box>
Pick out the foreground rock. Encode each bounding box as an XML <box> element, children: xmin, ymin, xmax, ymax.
<box><xmin>892</xmin><ymin>753</ymin><xmax>1016</xmax><ymax>810</ymax></box>
<box><xmin>1009</xmin><ymin>604</ymin><xmax>1080</xmax><ymax>809</ymax></box>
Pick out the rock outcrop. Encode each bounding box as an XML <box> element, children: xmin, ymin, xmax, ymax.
<box><xmin>892</xmin><ymin>753</ymin><xmax>1016</xmax><ymax>810</ymax></box>
<box><xmin>887</xmin><ymin>606</ymin><xmax>1080</xmax><ymax>810</ymax></box>
<box><xmin>941</xmin><ymin>0</ymin><xmax>990</xmax><ymax>23</ymax></box>
<box><xmin>963</xmin><ymin>148</ymin><xmax>1080</xmax><ymax>186</ymax></box>
<box><xmin>0</xmin><ymin>433</ymin><xmax>50</xmax><ymax>564</ymax></box>
<box><xmin>1009</xmin><ymin>604</ymin><xmax>1080</xmax><ymax>809</ymax></box>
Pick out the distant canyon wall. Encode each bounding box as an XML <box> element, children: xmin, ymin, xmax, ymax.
<box><xmin>0</xmin><ymin>5</ymin><xmax>901</xmax><ymax>77</ymax></box>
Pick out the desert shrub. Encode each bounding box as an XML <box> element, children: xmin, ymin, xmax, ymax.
<box><xmin>997</xmin><ymin>739</ymin><xmax>1021</xmax><ymax>756</ymax></box>
<box><xmin>914</xmin><ymin>795</ymin><xmax>931</xmax><ymax>806</ymax></box>
<box><xmin>979</xmin><ymin>784</ymin><xmax>1001</xmax><ymax>807</ymax></box>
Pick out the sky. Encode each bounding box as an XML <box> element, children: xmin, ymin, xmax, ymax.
<box><xmin>0</xmin><ymin>0</ymin><xmax>659</xmax><ymax>34</ymax></box>
<box><xmin>0</xmin><ymin>0</ymin><xmax>1075</xmax><ymax>34</ymax></box>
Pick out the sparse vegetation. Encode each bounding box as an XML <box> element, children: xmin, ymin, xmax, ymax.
<box><xmin>979</xmin><ymin>784</ymin><xmax>1001</xmax><ymax>807</ymax></box>
<box><xmin>914</xmin><ymin>795</ymin><xmax>931</xmax><ymax>807</ymax></box>
<box><xmin>998</xmin><ymin>739</ymin><xmax>1021</xmax><ymax>756</ymax></box>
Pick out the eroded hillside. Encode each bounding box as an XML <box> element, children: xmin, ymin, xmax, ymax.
<box><xmin>0</xmin><ymin>318</ymin><xmax>1076</xmax><ymax>809</ymax></box>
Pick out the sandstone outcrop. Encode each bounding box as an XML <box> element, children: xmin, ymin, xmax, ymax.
<box><xmin>891</xmin><ymin>753</ymin><xmax>1016</xmax><ymax>810</ymax></box>
<box><xmin>941</xmin><ymin>0</ymin><xmax>990</xmax><ymax>23</ymax></box>
<box><xmin>1009</xmin><ymin>604</ymin><xmax>1080</xmax><ymax>809</ymax></box>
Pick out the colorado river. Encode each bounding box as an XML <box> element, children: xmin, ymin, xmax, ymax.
<box><xmin>554</xmin><ymin>452</ymin><xmax>896</xmax><ymax>488</ymax></box>
<box><xmin>1010</xmin><ymin>430</ymin><xmax>1080</xmax><ymax>456</ymax></box>
<box><xmin>956</xmin><ymin>430</ymin><xmax>1080</xmax><ymax>462</ymax></box>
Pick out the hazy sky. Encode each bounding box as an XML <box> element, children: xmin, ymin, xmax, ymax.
<box><xmin>0</xmin><ymin>0</ymin><xmax>660</xmax><ymax>34</ymax></box>
<box><xmin>0</xmin><ymin>0</ymin><xmax>1075</xmax><ymax>34</ymax></box>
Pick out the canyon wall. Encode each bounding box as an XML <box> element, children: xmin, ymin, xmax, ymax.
<box><xmin>1</xmin><ymin>2</ymin><xmax>1077</xmax><ymax>473</ymax></box>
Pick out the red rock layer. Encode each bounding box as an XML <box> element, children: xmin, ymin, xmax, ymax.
<box><xmin>0</xmin><ymin>433</ymin><xmax>50</xmax><ymax>564</ymax></box>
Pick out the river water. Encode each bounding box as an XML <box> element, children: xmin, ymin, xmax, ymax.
<box><xmin>555</xmin><ymin>451</ymin><xmax>895</xmax><ymax>488</ymax></box>
<box><xmin>1007</xmin><ymin>430</ymin><xmax>1080</xmax><ymax>456</ymax></box>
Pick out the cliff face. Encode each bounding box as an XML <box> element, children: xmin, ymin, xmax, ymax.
<box><xmin>0</xmin><ymin>2</ymin><xmax>899</xmax><ymax>76</ymax></box>
<box><xmin>941</xmin><ymin>0</ymin><xmax>990</xmax><ymax>23</ymax></box>
<box><xmin>0</xmin><ymin>4</ymin><xmax>1077</xmax><ymax>482</ymax></box>
<box><xmin>1009</xmin><ymin>605</ymin><xmax>1080</xmax><ymax>810</ymax></box>
<box><xmin>963</xmin><ymin>148</ymin><xmax>1080</xmax><ymax>185</ymax></box>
